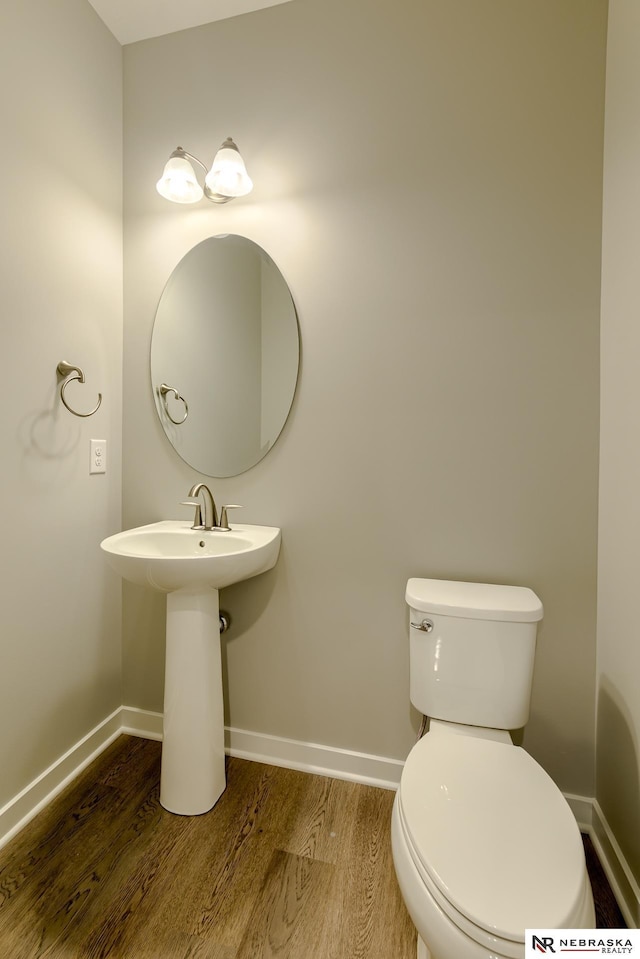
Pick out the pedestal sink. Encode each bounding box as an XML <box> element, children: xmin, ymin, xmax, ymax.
<box><xmin>100</xmin><ymin>520</ymin><xmax>280</xmax><ymax>815</ymax></box>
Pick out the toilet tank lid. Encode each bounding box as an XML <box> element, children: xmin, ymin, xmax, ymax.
<box><xmin>406</xmin><ymin>578</ymin><xmax>543</xmax><ymax>622</ymax></box>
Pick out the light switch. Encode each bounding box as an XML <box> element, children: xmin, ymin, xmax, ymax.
<box><xmin>90</xmin><ymin>438</ymin><xmax>107</xmax><ymax>474</ymax></box>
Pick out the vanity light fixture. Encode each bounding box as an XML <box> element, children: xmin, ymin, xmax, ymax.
<box><xmin>156</xmin><ymin>138</ymin><xmax>253</xmax><ymax>205</ymax></box>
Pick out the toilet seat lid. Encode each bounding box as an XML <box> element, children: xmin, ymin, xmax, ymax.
<box><xmin>399</xmin><ymin>734</ymin><xmax>585</xmax><ymax>942</ymax></box>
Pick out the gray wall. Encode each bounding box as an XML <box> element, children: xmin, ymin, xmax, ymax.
<box><xmin>0</xmin><ymin>0</ymin><xmax>123</xmax><ymax>807</ymax></box>
<box><xmin>123</xmin><ymin>0</ymin><xmax>606</xmax><ymax>796</ymax></box>
<box><xmin>598</xmin><ymin>0</ymin><xmax>640</xmax><ymax>896</ymax></box>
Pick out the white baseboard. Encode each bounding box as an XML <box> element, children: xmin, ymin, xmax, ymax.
<box><xmin>1</xmin><ymin>706</ymin><xmax>638</xmax><ymax>931</ymax></box>
<box><xmin>120</xmin><ymin>705</ymin><xmax>163</xmax><ymax>741</ymax></box>
<box><xmin>122</xmin><ymin>707</ymin><xmax>404</xmax><ymax>790</ymax></box>
<box><xmin>224</xmin><ymin>726</ymin><xmax>404</xmax><ymax>790</ymax></box>
<box><xmin>564</xmin><ymin>791</ymin><xmax>595</xmax><ymax>832</ymax></box>
<box><xmin>0</xmin><ymin>707</ymin><xmax>123</xmax><ymax>851</ymax></box>
<box><xmin>590</xmin><ymin>800</ymin><xmax>640</xmax><ymax>928</ymax></box>
<box><xmin>563</xmin><ymin>792</ymin><xmax>639</xmax><ymax>928</ymax></box>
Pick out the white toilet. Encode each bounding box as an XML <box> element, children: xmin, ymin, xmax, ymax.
<box><xmin>392</xmin><ymin>578</ymin><xmax>595</xmax><ymax>959</ymax></box>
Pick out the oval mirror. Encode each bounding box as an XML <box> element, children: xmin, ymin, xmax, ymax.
<box><xmin>151</xmin><ymin>234</ymin><xmax>299</xmax><ymax>477</ymax></box>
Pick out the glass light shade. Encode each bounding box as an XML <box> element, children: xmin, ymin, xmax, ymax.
<box><xmin>156</xmin><ymin>156</ymin><xmax>204</xmax><ymax>204</ymax></box>
<box><xmin>205</xmin><ymin>141</ymin><xmax>253</xmax><ymax>198</ymax></box>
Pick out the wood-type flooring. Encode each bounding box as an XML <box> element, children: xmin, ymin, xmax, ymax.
<box><xmin>0</xmin><ymin>736</ymin><xmax>414</xmax><ymax>958</ymax></box>
<box><xmin>0</xmin><ymin>736</ymin><xmax>627</xmax><ymax>959</ymax></box>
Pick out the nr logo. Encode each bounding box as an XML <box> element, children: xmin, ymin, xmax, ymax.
<box><xmin>532</xmin><ymin>936</ymin><xmax>556</xmax><ymax>954</ymax></box>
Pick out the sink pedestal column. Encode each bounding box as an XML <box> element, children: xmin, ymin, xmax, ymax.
<box><xmin>160</xmin><ymin>586</ymin><xmax>225</xmax><ymax>815</ymax></box>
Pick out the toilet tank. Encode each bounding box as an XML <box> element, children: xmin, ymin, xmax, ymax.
<box><xmin>406</xmin><ymin>578</ymin><xmax>543</xmax><ymax>730</ymax></box>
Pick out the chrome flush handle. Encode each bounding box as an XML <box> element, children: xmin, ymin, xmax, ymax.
<box><xmin>410</xmin><ymin>619</ymin><xmax>434</xmax><ymax>633</ymax></box>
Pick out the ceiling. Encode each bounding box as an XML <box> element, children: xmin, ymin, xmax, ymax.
<box><xmin>87</xmin><ymin>0</ymin><xmax>294</xmax><ymax>45</ymax></box>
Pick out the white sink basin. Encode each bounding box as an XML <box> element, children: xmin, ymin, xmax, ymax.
<box><xmin>100</xmin><ymin>520</ymin><xmax>281</xmax><ymax>592</ymax></box>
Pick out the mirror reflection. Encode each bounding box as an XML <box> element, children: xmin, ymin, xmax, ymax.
<box><xmin>151</xmin><ymin>235</ymin><xmax>299</xmax><ymax>477</ymax></box>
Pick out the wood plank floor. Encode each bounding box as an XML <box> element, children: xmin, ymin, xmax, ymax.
<box><xmin>0</xmin><ymin>736</ymin><xmax>415</xmax><ymax>958</ymax></box>
<box><xmin>0</xmin><ymin>736</ymin><xmax>626</xmax><ymax>959</ymax></box>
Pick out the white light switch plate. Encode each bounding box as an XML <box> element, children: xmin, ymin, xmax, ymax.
<box><xmin>90</xmin><ymin>439</ymin><xmax>107</xmax><ymax>474</ymax></box>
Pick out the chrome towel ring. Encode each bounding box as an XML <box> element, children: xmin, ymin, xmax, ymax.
<box><xmin>158</xmin><ymin>383</ymin><xmax>189</xmax><ymax>425</ymax></box>
<box><xmin>56</xmin><ymin>361</ymin><xmax>102</xmax><ymax>418</ymax></box>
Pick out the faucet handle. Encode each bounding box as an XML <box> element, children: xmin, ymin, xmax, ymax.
<box><xmin>180</xmin><ymin>497</ymin><xmax>203</xmax><ymax>529</ymax></box>
<box><xmin>217</xmin><ymin>504</ymin><xmax>243</xmax><ymax>530</ymax></box>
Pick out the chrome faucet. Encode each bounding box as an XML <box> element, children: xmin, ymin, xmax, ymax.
<box><xmin>181</xmin><ymin>483</ymin><xmax>243</xmax><ymax>531</ymax></box>
<box><xmin>181</xmin><ymin>483</ymin><xmax>219</xmax><ymax>531</ymax></box>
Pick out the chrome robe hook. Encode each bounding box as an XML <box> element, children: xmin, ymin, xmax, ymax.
<box><xmin>56</xmin><ymin>361</ymin><xmax>102</xmax><ymax>418</ymax></box>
